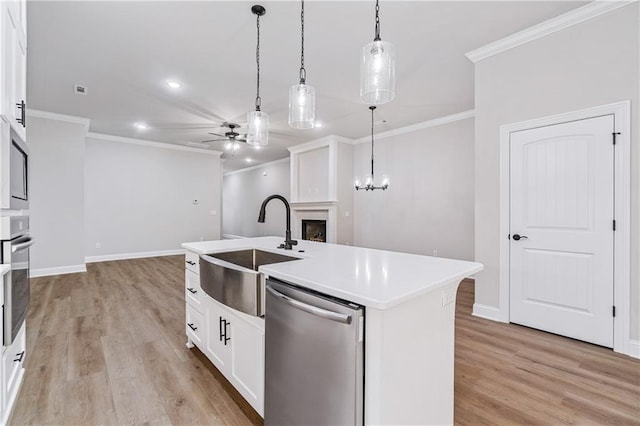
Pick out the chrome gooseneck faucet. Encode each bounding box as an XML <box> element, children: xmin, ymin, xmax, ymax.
<box><xmin>257</xmin><ymin>194</ymin><xmax>298</xmax><ymax>250</ymax></box>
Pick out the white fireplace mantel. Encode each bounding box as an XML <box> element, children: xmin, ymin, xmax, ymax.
<box><xmin>290</xmin><ymin>202</ymin><xmax>338</xmax><ymax>244</ymax></box>
<box><xmin>288</xmin><ymin>135</ymin><xmax>355</xmax><ymax>245</ymax></box>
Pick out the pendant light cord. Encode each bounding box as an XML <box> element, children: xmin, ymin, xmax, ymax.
<box><xmin>370</xmin><ymin>106</ymin><xmax>376</xmax><ymax>181</ymax></box>
<box><xmin>299</xmin><ymin>0</ymin><xmax>306</xmax><ymax>84</ymax></box>
<box><xmin>255</xmin><ymin>12</ymin><xmax>262</xmax><ymax>111</ymax></box>
<box><xmin>374</xmin><ymin>0</ymin><xmax>381</xmax><ymax>41</ymax></box>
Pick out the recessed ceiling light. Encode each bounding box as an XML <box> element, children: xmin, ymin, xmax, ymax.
<box><xmin>246</xmin><ymin>158</ymin><xmax>253</xmax><ymax>163</ymax></box>
<box><xmin>134</xmin><ymin>122</ymin><xmax>148</xmax><ymax>130</ymax></box>
<box><xmin>314</xmin><ymin>121</ymin><xmax>323</xmax><ymax>128</ymax></box>
<box><xmin>166</xmin><ymin>80</ymin><xmax>181</xmax><ymax>89</ymax></box>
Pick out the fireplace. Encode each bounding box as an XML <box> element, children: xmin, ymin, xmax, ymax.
<box><xmin>302</xmin><ymin>220</ymin><xmax>327</xmax><ymax>243</ymax></box>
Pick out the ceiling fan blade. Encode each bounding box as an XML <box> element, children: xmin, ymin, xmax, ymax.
<box><xmin>207</xmin><ymin>132</ymin><xmax>226</xmax><ymax>137</ymax></box>
<box><xmin>201</xmin><ymin>138</ymin><xmax>227</xmax><ymax>143</ymax></box>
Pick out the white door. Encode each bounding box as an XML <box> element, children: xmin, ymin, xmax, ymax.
<box><xmin>509</xmin><ymin>115</ymin><xmax>614</xmax><ymax>347</ymax></box>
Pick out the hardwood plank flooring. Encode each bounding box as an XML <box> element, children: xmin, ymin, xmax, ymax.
<box><xmin>8</xmin><ymin>256</ymin><xmax>640</xmax><ymax>425</ymax></box>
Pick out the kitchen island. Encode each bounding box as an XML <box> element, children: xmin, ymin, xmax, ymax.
<box><xmin>182</xmin><ymin>237</ymin><xmax>482</xmax><ymax>425</ymax></box>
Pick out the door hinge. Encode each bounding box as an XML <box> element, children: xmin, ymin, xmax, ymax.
<box><xmin>613</xmin><ymin>220</ymin><xmax>616</xmax><ymax>231</ymax></box>
<box><xmin>613</xmin><ymin>306</ymin><xmax>616</xmax><ymax>317</ymax></box>
<box><xmin>613</xmin><ymin>132</ymin><xmax>621</xmax><ymax>145</ymax></box>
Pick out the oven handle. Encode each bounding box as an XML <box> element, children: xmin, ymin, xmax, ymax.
<box><xmin>12</xmin><ymin>237</ymin><xmax>34</xmax><ymax>253</ymax></box>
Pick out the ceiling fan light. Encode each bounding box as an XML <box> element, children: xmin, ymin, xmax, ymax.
<box><xmin>246</xmin><ymin>110</ymin><xmax>269</xmax><ymax>146</ymax></box>
<box><xmin>360</xmin><ymin>39</ymin><xmax>396</xmax><ymax>105</ymax></box>
<box><xmin>288</xmin><ymin>83</ymin><xmax>316</xmax><ymax>129</ymax></box>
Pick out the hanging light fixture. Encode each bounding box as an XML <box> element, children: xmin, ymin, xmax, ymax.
<box><xmin>355</xmin><ymin>106</ymin><xmax>389</xmax><ymax>191</ymax></box>
<box><xmin>288</xmin><ymin>0</ymin><xmax>316</xmax><ymax>129</ymax></box>
<box><xmin>360</xmin><ymin>0</ymin><xmax>396</xmax><ymax>105</ymax></box>
<box><xmin>247</xmin><ymin>5</ymin><xmax>269</xmax><ymax>146</ymax></box>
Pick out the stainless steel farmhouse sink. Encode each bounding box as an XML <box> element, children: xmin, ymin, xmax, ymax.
<box><xmin>199</xmin><ymin>249</ymin><xmax>301</xmax><ymax>316</ymax></box>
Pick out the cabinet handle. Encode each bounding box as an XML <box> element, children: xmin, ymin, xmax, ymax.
<box><xmin>186</xmin><ymin>260</ymin><xmax>196</xmax><ymax>266</ymax></box>
<box><xmin>187</xmin><ymin>287</ymin><xmax>197</xmax><ymax>294</ymax></box>
<box><xmin>219</xmin><ymin>316</ymin><xmax>224</xmax><ymax>342</ymax></box>
<box><xmin>13</xmin><ymin>351</ymin><xmax>24</xmax><ymax>362</ymax></box>
<box><xmin>16</xmin><ymin>101</ymin><xmax>25</xmax><ymax>127</ymax></box>
<box><xmin>224</xmin><ymin>320</ymin><xmax>231</xmax><ymax>345</ymax></box>
<box><xmin>187</xmin><ymin>323</ymin><xmax>198</xmax><ymax>331</ymax></box>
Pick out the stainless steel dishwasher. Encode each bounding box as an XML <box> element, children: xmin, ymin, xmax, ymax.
<box><xmin>265</xmin><ymin>277</ymin><xmax>364</xmax><ymax>426</ymax></box>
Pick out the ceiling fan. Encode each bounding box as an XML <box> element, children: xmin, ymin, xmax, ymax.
<box><xmin>201</xmin><ymin>122</ymin><xmax>248</xmax><ymax>154</ymax></box>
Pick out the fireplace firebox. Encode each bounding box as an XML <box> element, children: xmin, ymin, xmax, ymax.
<box><xmin>301</xmin><ymin>220</ymin><xmax>327</xmax><ymax>243</ymax></box>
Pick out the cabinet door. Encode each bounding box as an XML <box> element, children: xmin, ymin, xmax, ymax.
<box><xmin>227</xmin><ymin>310</ymin><xmax>265</xmax><ymax>416</ymax></box>
<box><xmin>2</xmin><ymin>322</ymin><xmax>25</xmax><ymax>416</ymax></box>
<box><xmin>2</xmin><ymin>4</ymin><xmax>26</xmax><ymax>138</ymax></box>
<box><xmin>185</xmin><ymin>304</ymin><xmax>204</xmax><ymax>349</ymax></box>
<box><xmin>204</xmin><ymin>297</ymin><xmax>231</xmax><ymax>371</ymax></box>
<box><xmin>185</xmin><ymin>270</ymin><xmax>203</xmax><ymax>313</ymax></box>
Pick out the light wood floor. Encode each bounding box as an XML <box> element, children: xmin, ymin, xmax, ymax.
<box><xmin>8</xmin><ymin>256</ymin><xmax>640</xmax><ymax>425</ymax></box>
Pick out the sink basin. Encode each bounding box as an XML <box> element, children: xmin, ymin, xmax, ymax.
<box><xmin>199</xmin><ymin>249</ymin><xmax>300</xmax><ymax>316</ymax></box>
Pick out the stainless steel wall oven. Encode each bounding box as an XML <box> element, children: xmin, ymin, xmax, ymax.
<box><xmin>1</xmin><ymin>216</ymin><xmax>32</xmax><ymax>345</ymax></box>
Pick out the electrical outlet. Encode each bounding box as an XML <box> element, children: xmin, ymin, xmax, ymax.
<box><xmin>442</xmin><ymin>288</ymin><xmax>455</xmax><ymax>306</ymax></box>
<box><xmin>432</xmin><ymin>249</ymin><xmax>438</xmax><ymax>257</ymax></box>
<box><xmin>95</xmin><ymin>242</ymin><xmax>101</xmax><ymax>249</ymax></box>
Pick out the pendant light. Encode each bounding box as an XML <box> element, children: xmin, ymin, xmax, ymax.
<box><xmin>355</xmin><ymin>106</ymin><xmax>389</xmax><ymax>191</ymax></box>
<box><xmin>247</xmin><ymin>5</ymin><xmax>269</xmax><ymax>146</ymax></box>
<box><xmin>288</xmin><ymin>0</ymin><xmax>316</xmax><ymax>129</ymax></box>
<box><xmin>360</xmin><ymin>0</ymin><xmax>396</xmax><ymax>105</ymax></box>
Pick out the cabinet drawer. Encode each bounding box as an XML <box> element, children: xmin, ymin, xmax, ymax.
<box><xmin>185</xmin><ymin>251</ymin><xmax>200</xmax><ymax>274</ymax></box>
<box><xmin>3</xmin><ymin>322</ymin><xmax>25</xmax><ymax>407</ymax></box>
<box><xmin>186</xmin><ymin>304</ymin><xmax>204</xmax><ymax>348</ymax></box>
<box><xmin>185</xmin><ymin>270</ymin><xmax>203</xmax><ymax>313</ymax></box>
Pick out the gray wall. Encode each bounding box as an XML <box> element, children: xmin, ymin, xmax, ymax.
<box><xmin>353</xmin><ymin>118</ymin><xmax>474</xmax><ymax>260</ymax></box>
<box><xmin>222</xmin><ymin>159</ymin><xmax>290</xmax><ymax>238</ymax></box>
<box><xmin>474</xmin><ymin>4</ymin><xmax>639</xmax><ymax>339</ymax></box>
<box><xmin>29</xmin><ymin>116</ymin><xmax>87</xmax><ymax>272</ymax></box>
<box><xmin>84</xmin><ymin>137</ymin><xmax>222</xmax><ymax>257</ymax></box>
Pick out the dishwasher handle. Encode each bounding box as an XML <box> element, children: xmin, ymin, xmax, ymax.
<box><xmin>266</xmin><ymin>285</ymin><xmax>352</xmax><ymax>324</ymax></box>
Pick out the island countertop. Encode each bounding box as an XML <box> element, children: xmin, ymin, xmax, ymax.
<box><xmin>182</xmin><ymin>236</ymin><xmax>482</xmax><ymax>310</ymax></box>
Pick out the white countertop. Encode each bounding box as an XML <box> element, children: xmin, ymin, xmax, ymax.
<box><xmin>182</xmin><ymin>237</ymin><xmax>483</xmax><ymax>310</ymax></box>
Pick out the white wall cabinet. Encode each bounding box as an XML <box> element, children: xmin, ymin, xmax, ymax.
<box><xmin>1</xmin><ymin>0</ymin><xmax>27</xmax><ymax>141</ymax></box>
<box><xmin>184</xmin><ymin>251</ymin><xmax>265</xmax><ymax>416</ymax></box>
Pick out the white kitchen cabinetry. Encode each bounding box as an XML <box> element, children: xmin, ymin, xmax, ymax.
<box><xmin>1</xmin><ymin>0</ymin><xmax>27</xmax><ymax>140</ymax></box>
<box><xmin>204</xmin><ymin>296</ymin><xmax>264</xmax><ymax>415</ymax></box>
<box><xmin>184</xmin><ymin>250</ymin><xmax>265</xmax><ymax>416</ymax></box>
<box><xmin>0</xmin><ymin>267</ymin><xmax>25</xmax><ymax>425</ymax></box>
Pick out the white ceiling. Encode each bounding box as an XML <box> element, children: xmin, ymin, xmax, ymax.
<box><xmin>27</xmin><ymin>1</ymin><xmax>586</xmax><ymax>171</ymax></box>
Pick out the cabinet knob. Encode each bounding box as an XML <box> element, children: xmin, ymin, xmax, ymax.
<box><xmin>13</xmin><ymin>351</ymin><xmax>25</xmax><ymax>362</ymax></box>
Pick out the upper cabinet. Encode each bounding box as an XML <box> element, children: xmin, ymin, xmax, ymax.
<box><xmin>1</xmin><ymin>0</ymin><xmax>27</xmax><ymax>141</ymax></box>
<box><xmin>288</xmin><ymin>135</ymin><xmax>354</xmax><ymax>203</ymax></box>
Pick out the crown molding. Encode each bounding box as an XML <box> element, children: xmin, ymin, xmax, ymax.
<box><xmin>354</xmin><ymin>109</ymin><xmax>475</xmax><ymax>144</ymax></box>
<box><xmin>223</xmin><ymin>157</ymin><xmax>290</xmax><ymax>176</ymax></box>
<box><xmin>26</xmin><ymin>109</ymin><xmax>91</xmax><ymax>133</ymax></box>
<box><xmin>87</xmin><ymin>132</ymin><xmax>222</xmax><ymax>156</ymax></box>
<box><xmin>465</xmin><ymin>0</ymin><xmax>636</xmax><ymax>63</ymax></box>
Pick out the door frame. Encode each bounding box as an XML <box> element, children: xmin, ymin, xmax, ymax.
<box><xmin>498</xmin><ymin>101</ymin><xmax>631</xmax><ymax>356</ymax></box>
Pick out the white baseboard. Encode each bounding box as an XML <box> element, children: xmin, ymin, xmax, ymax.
<box><xmin>472</xmin><ymin>303</ymin><xmax>508</xmax><ymax>323</ymax></box>
<box><xmin>85</xmin><ymin>249</ymin><xmax>185</xmax><ymax>263</ymax></box>
<box><xmin>30</xmin><ymin>264</ymin><xmax>87</xmax><ymax>278</ymax></box>
<box><xmin>628</xmin><ymin>340</ymin><xmax>640</xmax><ymax>359</ymax></box>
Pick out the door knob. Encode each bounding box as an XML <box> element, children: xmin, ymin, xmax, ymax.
<box><xmin>512</xmin><ymin>234</ymin><xmax>528</xmax><ymax>241</ymax></box>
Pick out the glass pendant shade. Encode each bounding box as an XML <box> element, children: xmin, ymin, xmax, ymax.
<box><xmin>360</xmin><ymin>39</ymin><xmax>396</xmax><ymax>105</ymax></box>
<box><xmin>246</xmin><ymin>110</ymin><xmax>269</xmax><ymax>146</ymax></box>
<box><xmin>288</xmin><ymin>83</ymin><xmax>316</xmax><ymax>129</ymax></box>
